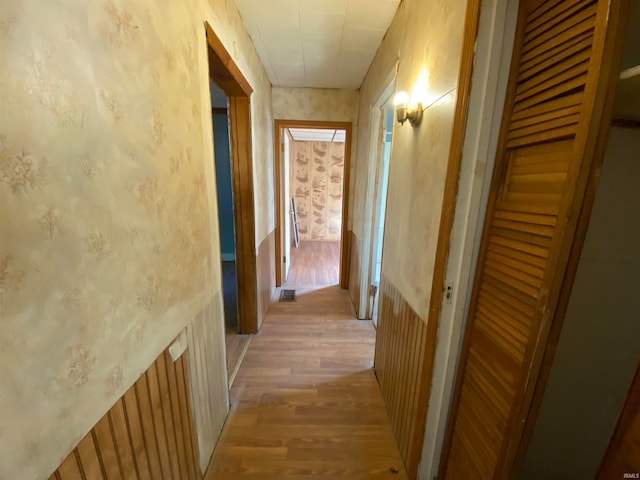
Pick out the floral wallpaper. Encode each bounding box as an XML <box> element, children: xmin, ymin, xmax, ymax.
<box><xmin>272</xmin><ymin>87</ymin><xmax>360</xmax><ymax>123</ymax></box>
<box><xmin>291</xmin><ymin>141</ymin><xmax>345</xmax><ymax>241</ymax></box>
<box><xmin>352</xmin><ymin>0</ymin><xmax>467</xmax><ymax>320</ymax></box>
<box><xmin>0</xmin><ymin>0</ymin><xmax>273</xmax><ymax>478</ymax></box>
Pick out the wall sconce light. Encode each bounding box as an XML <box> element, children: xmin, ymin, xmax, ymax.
<box><xmin>394</xmin><ymin>91</ymin><xmax>423</xmax><ymax>127</ymax></box>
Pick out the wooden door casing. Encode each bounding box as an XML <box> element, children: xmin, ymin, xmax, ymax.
<box><xmin>439</xmin><ymin>0</ymin><xmax>628</xmax><ymax>478</ymax></box>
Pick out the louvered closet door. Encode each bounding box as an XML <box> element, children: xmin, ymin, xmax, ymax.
<box><xmin>440</xmin><ymin>0</ymin><xmax>624</xmax><ymax>478</ymax></box>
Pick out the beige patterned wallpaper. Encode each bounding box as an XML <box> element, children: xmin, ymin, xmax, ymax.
<box><xmin>291</xmin><ymin>141</ymin><xmax>345</xmax><ymax>242</ymax></box>
<box><xmin>0</xmin><ymin>0</ymin><xmax>273</xmax><ymax>478</ymax></box>
<box><xmin>273</xmin><ymin>87</ymin><xmax>359</xmax><ymax>123</ymax></box>
<box><xmin>352</xmin><ymin>0</ymin><xmax>467</xmax><ymax>320</ymax></box>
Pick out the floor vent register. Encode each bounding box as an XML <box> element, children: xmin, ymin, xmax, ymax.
<box><xmin>279</xmin><ymin>289</ymin><xmax>296</xmax><ymax>302</ymax></box>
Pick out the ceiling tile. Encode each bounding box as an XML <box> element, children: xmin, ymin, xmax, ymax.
<box><xmin>302</xmin><ymin>38</ymin><xmax>341</xmax><ymax>59</ymax></box>
<box><xmin>300</xmin><ymin>12</ymin><xmax>345</xmax><ymax>37</ymax></box>
<box><xmin>259</xmin><ymin>26</ymin><xmax>302</xmax><ymax>48</ymax></box>
<box><xmin>289</xmin><ymin>128</ymin><xmax>346</xmax><ymax>142</ymax></box>
<box><xmin>269</xmin><ymin>47</ymin><xmax>305</xmax><ymax>65</ymax></box>
<box><xmin>233</xmin><ymin>0</ymin><xmax>400</xmax><ymax>88</ymax></box>
<box><xmin>341</xmin><ymin>27</ymin><xmax>387</xmax><ymax>50</ymax></box>
<box><xmin>306</xmin><ymin>73</ymin><xmax>338</xmax><ymax>87</ymax></box>
<box><xmin>299</xmin><ymin>0</ymin><xmax>348</xmax><ymax>15</ymax></box>
<box><xmin>333</xmin><ymin>66</ymin><xmax>369</xmax><ymax>88</ymax></box>
<box><xmin>337</xmin><ymin>47</ymin><xmax>380</xmax><ymax>69</ymax></box>
<box><xmin>345</xmin><ymin>0</ymin><xmax>400</xmax><ymax>29</ymax></box>
<box><xmin>274</xmin><ymin>64</ymin><xmax>307</xmax><ymax>85</ymax></box>
<box><xmin>306</xmin><ymin>65</ymin><xmax>336</xmax><ymax>75</ymax></box>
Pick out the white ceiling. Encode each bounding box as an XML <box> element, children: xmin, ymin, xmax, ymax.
<box><xmin>288</xmin><ymin>128</ymin><xmax>346</xmax><ymax>142</ymax></box>
<box><xmin>234</xmin><ymin>0</ymin><xmax>401</xmax><ymax>88</ymax></box>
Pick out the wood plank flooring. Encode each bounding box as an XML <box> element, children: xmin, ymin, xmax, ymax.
<box><xmin>205</xmin><ymin>286</ymin><xmax>408</xmax><ymax>479</ymax></box>
<box><xmin>286</xmin><ymin>241</ymin><xmax>340</xmax><ymax>286</ymax></box>
<box><xmin>222</xmin><ymin>260</ymin><xmax>252</xmax><ymax>382</ymax></box>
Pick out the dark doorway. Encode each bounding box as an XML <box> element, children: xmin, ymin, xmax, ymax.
<box><xmin>210</xmin><ymin>81</ymin><xmax>239</xmax><ymax>342</ymax></box>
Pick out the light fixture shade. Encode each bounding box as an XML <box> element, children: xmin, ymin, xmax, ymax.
<box><xmin>393</xmin><ymin>91</ymin><xmax>422</xmax><ymax>127</ymax></box>
<box><xmin>396</xmin><ymin>106</ymin><xmax>408</xmax><ymax>125</ymax></box>
<box><xmin>393</xmin><ymin>91</ymin><xmax>410</xmax><ymax>106</ymax></box>
<box><xmin>394</xmin><ymin>91</ymin><xmax>410</xmax><ymax>125</ymax></box>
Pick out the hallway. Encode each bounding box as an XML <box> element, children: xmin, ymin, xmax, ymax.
<box><xmin>205</xmin><ymin>286</ymin><xmax>407</xmax><ymax>479</ymax></box>
<box><xmin>286</xmin><ymin>241</ymin><xmax>341</xmax><ymax>286</ymax></box>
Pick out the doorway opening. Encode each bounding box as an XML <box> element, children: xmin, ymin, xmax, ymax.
<box><xmin>286</xmin><ymin>127</ymin><xmax>345</xmax><ymax>286</ymax></box>
<box><xmin>360</xmin><ymin>79</ymin><xmax>396</xmax><ymax>321</ymax></box>
<box><xmin>274</xmin><ymin>120</ymin><xmax>353</xmax><ymax>290</ymax></box>
<box><xmin>368</xmin><ymin>103</ymin><xmax>394</xmax><ymax>326</ymax></box>
<box><xmin>205</xmin><ymin>23</ymin><xmax>258</xmax><ymax>386</ymax></box>
<box><xmin>208</xmin><ymin>81</ymin><xmax>245</xmax><ymax>381</ymax></box>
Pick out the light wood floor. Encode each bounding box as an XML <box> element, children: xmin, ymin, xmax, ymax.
<box><xmin>205</xmin><ymin>286</ymin><xmax>408</xmax><ymax>479</ymax></box>
<box><xmin>222</xmin><ymin>260</ymin><xmax>252</xmax><ymax>383</ymax></box>
<box><xmin>286</xmin><ymin>241</ymin><xmax>340</xmax><ymax>286</ymax></box>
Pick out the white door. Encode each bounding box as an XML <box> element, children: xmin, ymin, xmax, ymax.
<box><xmin>282</xmin><ymin>129</ymin><xmax>292</xmax><ymax>281</ymax></box>
<box><xmin>370</xmin><ymin>107</ymin><xmax>393</xmax><ymax>326</ymax></box>
<box><xmin>359</xmin><ymin>76</ymin><xmax>396</xmax><ymax>322</ymax></box>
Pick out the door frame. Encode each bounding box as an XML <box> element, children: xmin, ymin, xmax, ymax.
<box><xmin>205</xmin><ymin>23</ymin><xmax>259</xmax><ymax>334</ymax></box>
<box><xmin>360</xmin><ymin>78</ymin><xmax>396</xmax><ymax>319</ymax></box>
<box><xmin>417</xmin><ymin>0</ymin><xmax>519</xmax><ymax>476</ymax></box>
<box><xmin>437</xmin><ymin>0</ymin><xmax>630</xmax><ymax>476</ymax></box>
<box><xmin>274</xmin><ymin>119</ymin><xmax>353</xmax><ymax>288</ymax></box>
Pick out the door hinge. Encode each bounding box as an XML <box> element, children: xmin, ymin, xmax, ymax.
<box><xmin>283</xmin><ymin>255</ymin><xmax>287</xmax><ymax>264</ymax></box>
<box><xmin>369</xmin><ymin>284</ymin><xmax>378</xmax><ymax>297</ymax></box>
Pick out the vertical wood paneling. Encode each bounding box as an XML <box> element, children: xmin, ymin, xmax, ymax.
<box><xmin>111</xmin><ymin>400</ymin><xmax>138</xmax><ymax>478</ymax></box>
<box><xmin>122</xmin><ymin>389</ymin><xmax>151</xmax><ymax>480</ymax></box>
<box><xmin>374</xmin><ymin>274</ymin><xmax>430</xmax><ymax>479</ymax></box>
<box><xmin>157</xmin><ymin>353</ymin><xmax>181</xmax><ymax>479</ymax></box>
<box><xmin>347</xmin><ymin>231</ymin><xmax>361</xmax><ymax>315</ymax></box>
<box><xmin>257</xmin><ymin>230</ymin><xmax>276</xmax><ymax>330</ymax></box>
<box><xmin>146</xmin><ymin>360</ymin><xmax>173</xmax><ymax>479</ymax></box>
<box><xmin>56</xmin><ymin>452</ymin><xmax>83</xmax><ymax>479</ymax></box>
<box><xmin>175</xmin><ymin>355</ymin><xmax>199</xmax><ymax>480</ymax></box>
<box><xmin>134</xmin><ymin>376</ymin><xmax>164</xmax><ymax>480</ymax></box>
<box><xmin>186</xmin><ymin>294</ymin><xmax>230</xmax><ymax>474</ymax></box>
<box><xmin>93</xmin><ymin>412</ymin><xmax>122</xmax><ymax>479</ymax></box>
<box><xmin>75</xmin><ymin>431</ymin><xmax>103</xmax><ymax>479</ymax></box>
<box><xmin>51</xmin><ymin>348</ymin><xmax>202</xmax><ymax>480</ymax></box>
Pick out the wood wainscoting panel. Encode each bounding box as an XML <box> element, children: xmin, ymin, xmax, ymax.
<box><xmin>50</xmin><ymin>348</ymin><xmax>202</xmax><ymax>480</ymax></box>
<box><xmin>187</xmin><ymin>294</ymin><xmax>230</xmax><ymax>473</ymax></box>
<box><xmin>374</xmin><ymin>274</ymin><xmax>430</xmax><ymax>478</ymax></box>
<box><xmin>347</xmin><ymin>231</ymin><xmax>361</xmax><ymax>316</ymax></box>
<box><xmin>257</xmin><ymin>230</ymin><xmax>276</xmax><ymax>330</ymax></box>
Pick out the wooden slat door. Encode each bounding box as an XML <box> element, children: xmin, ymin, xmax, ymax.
<box><xmin>439</xmin><ymin>0</ymin><xmax>627</xmax><ymax>478</ymax></box>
